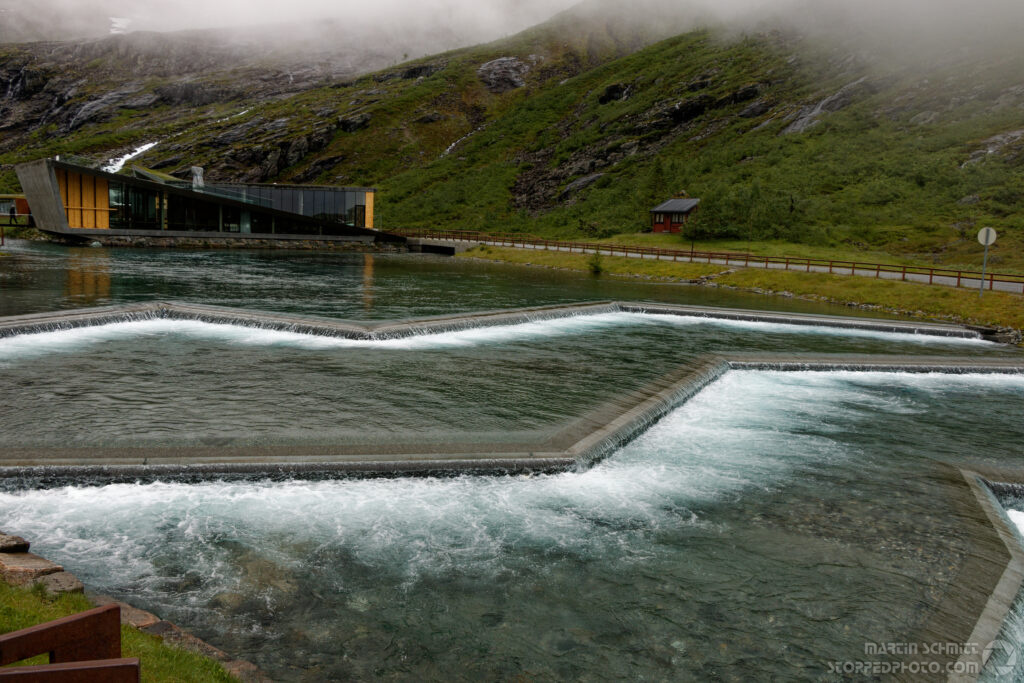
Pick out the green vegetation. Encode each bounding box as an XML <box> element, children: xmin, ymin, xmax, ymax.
<box><xmin>462</xmin><ymin>245</ymin><xmax>1024</xmax><ymax>333</ymax></box>
<box><xmin>460</xmin><ymin>245</ymin><xmax>727</xmax><ymax>280</ymax></box>
<box><xmin>1</xmin><ymin>10</ymin><xmax>1022</xmax><ymax>272</ymax></box>
<box><xmin>716</xmin><ymin>269</ymin><xmax>1024</xmax><ymax>331</ymax></box>
<box><xmin>0</xmin><ymin>582</ymin><xmax>235</xmax><ymax>682</ymax></box>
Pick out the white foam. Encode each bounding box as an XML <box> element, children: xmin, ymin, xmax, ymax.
<box><xmin>0</xmin><ymin>369</ymin><xmax>1018</xmax><ymax>614</ymax></box>
<box><xmin>639</xmin><ymin>312</ymin><xmax>989</xmax><ymax>345</ymax></box>
<box><xmin>0</xmin><ymin>310</ymin><xmax>992</xmax><ymax>361</ymax></box>
<box><xmin>1008</xmin><ymin>510</ymin><xmax>1024</xmax><ymax>537</ymax></box>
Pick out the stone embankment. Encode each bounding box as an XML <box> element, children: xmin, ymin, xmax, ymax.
<box><xmin>0</xmin><ymin>530</ymin><xmax>268</xmax><ymax>682</ymax></box>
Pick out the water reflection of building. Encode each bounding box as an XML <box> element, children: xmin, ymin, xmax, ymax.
<box><xmin>64</xmin><ymin>247</ymin><xmax>111</xmax><ymax>304</ymax></box>
<box><xmin>15</xmin><ymin>158</ymin><xmax>404</xmax><ymax>247</ymax></box>
<box><xmin>363</xmin><ymin>253</ymin><xmax>374</xmax><ymax>311</ymax></box>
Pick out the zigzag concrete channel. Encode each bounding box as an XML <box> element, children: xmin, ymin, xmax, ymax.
<box><xmin>0</xmin><ymin>299</ymin><xmax>1017</xmax><ymax>479</ymax></box>
<box><xmin>3</xmin><ymin>301</ymin><xmax>1024</xmax><ymax>679</ymax></box>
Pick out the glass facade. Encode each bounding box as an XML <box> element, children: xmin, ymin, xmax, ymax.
<box><xmin>109</xmin><ymin>182</ymin><xmax>162</xmax><ymax>230</ymax></box>
<box><xmin>203</xmin><ymin>184</ymin><xmax>370</xmax><ymax>227</ymax></box>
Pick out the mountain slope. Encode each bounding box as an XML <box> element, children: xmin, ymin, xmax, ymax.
<box><xmin>1</xmin><ymin>3</ymin><xmax>1022</xmax><ymax>268</ymax></box>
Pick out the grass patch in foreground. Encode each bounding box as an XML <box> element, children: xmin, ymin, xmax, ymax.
<box><xmin>0</xmin><ymin>582</ymin><xmax>235</xmax><ymax>682</ymax></box>
<box><xmin>716</xmin><ymin>269</ymin><xmax>1024</xmax><ymax>330</ymax></box>
<box><xmin>459</xmin><ymin>245</ymin><xmax>726</xmax><ymax>280</ymax></box>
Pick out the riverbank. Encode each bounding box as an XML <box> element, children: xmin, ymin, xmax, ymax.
<box><xmin>457</xmin><ymin>246</ymin><xmax>1024</xmax><ymax>343</ymax></box>
<box><xmin>0</xmin><ymin>531</ymin><xmax>260</xmax><ymax>681</ymax></box>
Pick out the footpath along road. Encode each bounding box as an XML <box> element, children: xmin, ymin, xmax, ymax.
<box><xmin>401</xmin><ymin>230</ymin><xmax>1024</xmax><ymax>295</ymax></box>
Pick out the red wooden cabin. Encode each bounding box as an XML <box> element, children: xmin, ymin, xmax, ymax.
<box><xmin>650</xmin><ymin>198</ymin><xmax>700</xmax><ymax>233</ymax></box>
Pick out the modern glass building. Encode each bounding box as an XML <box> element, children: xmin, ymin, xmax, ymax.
<box><xmin>14</xmin><ymin>158</ymin><xmax>397</xmax><ymax>245</ymax></box>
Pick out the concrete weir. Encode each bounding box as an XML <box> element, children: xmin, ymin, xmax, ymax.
<box><xmin>0</xmin><ymin>301</ymin><xmax>1020</xmax><ymax>482</ymax></box>
<box><xmin>2</xmin><ymin>303</ymin><xmax>1024</xmax><ymax>681</ymax></box>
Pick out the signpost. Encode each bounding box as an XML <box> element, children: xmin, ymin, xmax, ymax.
<box><xmin>977</xmin><ymin>227</ymin><xmax>997</xmax><ymax>297</ymax></box>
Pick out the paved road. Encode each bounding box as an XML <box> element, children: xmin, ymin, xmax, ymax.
<box><xmin>431</xmin><ymin>238</ymin><xmax>1024</xmax><ymax>295</ymax></box>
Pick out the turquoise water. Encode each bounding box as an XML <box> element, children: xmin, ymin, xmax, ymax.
<box><xmin>1</xmin><ymin>239</ymin><xmax>1023</xmax><ymax>680</ymax></box>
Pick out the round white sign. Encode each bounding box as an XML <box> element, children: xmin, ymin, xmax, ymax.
<box><xmin>978</xmin><ymin>227</ymin><xmax>998</xmax><ymax>246</ymax></box>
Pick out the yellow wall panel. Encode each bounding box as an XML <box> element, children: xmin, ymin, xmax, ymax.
<box><xmin>81</xmin><ymin>175</ymin><xmax>95</xmax><ymax>228</ymax></box>
<box><xmin>56</xmin><ymin>169</ymin><xmax>68</xmax><ymax>225</ymax></box>
<box><xmin>94</xmin><ymin>178</ymin><xmax>109</xmax><ymax>229</ymax></box>
<box><xmin>365</xmin><ymin>192</ymin><xmax>374</xmax><ymax>229</ymax></box>
<box><xmin>67</xmin><ymin>171</ymin><xmax>82</xmax><ymax>228</ymax></box>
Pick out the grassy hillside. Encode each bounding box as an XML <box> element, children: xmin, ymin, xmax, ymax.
<box><xmin>1</xmin><ymin>4</ymin><xmax>1022</xmax><ymax>270</ymax></box>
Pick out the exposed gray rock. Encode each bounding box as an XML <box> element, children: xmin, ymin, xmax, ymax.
<box><xmin>285</xmin><ymin>137</ymin><xmax>309</xmax><ymax>166</ymax></box>
<box><xmin>415</xmin><ymin>112</ymin><xmax>445</xmax><ymax>124</ymax></box>
<box><xmin>34</xmin><ymin>571</ymin><xmax>84</xmax><ymax>594</ymax></box>
<box><xmin>338</xmin><ymin>112</ymin><xmax>371</xmax><ymax>132</ymax></box>
<box><xmin>716</xmin><ymin>84</ymin><xmax>760</xmax><ymax>108</ymax></box>
<box><xmin>909</xmin><ymin>111</ymin><xmax>938</xmax><ymax>126</ymax></box>
<box><xmin>477</xmin><ymin>57</ymin><xmax>530</xmax><ymax>94</ymax></box>
<box><xmin>65</xmin><ymin>83</ymin><xmax>143</xmax><ymax>130</ymax></box>
<box><xmin>0</xmin><ymin>533</ymin><xmax>29</xmax><ymax>553</ymax></box>
<box><xmin>119</xmin><ymin>93</ymin><xmax>159</xmax><ymax>109</ymax></box>
<box><xmin>154</xmin><ymin>82</ymin><xmax>238</xmax><ymax>107</ymax></box>
<box><xmin>560</xmin><ymin>173</ymin><xmax>604</xmax><ymax>199</ymax></box>
<box><xmin>958</xmin><ymin>194</ymin><xmax>981</xmax><ymax>205</ymax></box>
<box><xmin>402</xmin><ymin>64</ymin><xmax>442</xmax><ymax>80</ymax></box>
<box><xmin>961</xmin><ymin>129</ymin><xmax>1024</xmax><ymax>166</ymax></box>
<box><xmin>782</xmin><ymin>77</ymin><xmax>874</xmax><ymax>134</ymax></box>
<box><xmin>739</xmin><ymin>100</ymin><xmax>772</xmax><ymax>118</ymax></box>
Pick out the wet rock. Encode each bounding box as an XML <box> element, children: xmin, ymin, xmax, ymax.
<box><xmin>0</xmin><ymin>552</ymin><xmax>63</xmax><ymax>586</ymax></box>
<box><xmin>34</xmin><ymin>571</ymin><xmax>84</xmax><ymax>594</ymax></box>
<box><xmin>782</xmin><ymin>77</ymin><xmax>874</xmax><ymax>134</ymax></box>
<box><xmin>213</xmin><ymin>119</ymin><xmax>261</xmax><ymax>146</ymax></box>
<box><xmin>560</xmin><ymin>173</ymin><xmax>604</xmax><ymax>199</ymax></box>
<box><xmin>338</xmin><ymin>112</ymin><xmax>371</xmax><ymax>132</ymax></box>
<box><xmin>65</xmin><ymin>84</ymin><xmax>143</xmax><ymax>130</ymax></box>
<box><xmin>402</xmin><ymin>64</ymin><xmax>442</xmax><ymax>80</ymax></box>
<box><xmin>90</xmin><ymin>594</ymin><xmax>162</xmax><ymax>628</ymax></box>
<box><xmin>668</xmin><ymin>95</ymin><xmax>714</xmax><ymax>125</ymax></box>
<box><xmin>598</xmin><ymin>83</ymin><xmax>631</xmax><ymax>104</ymax></box>
<box><xmin>715</xmin><ymin>83</ymin><xmax>761</xmax><ymax>108</ymax></box>
<box><xmin>0</xmin><ymin>532</ymin><xmax>29</xmax><ymax>553</ymax></box>
<box><xmin>154</xmin><ymin>82</ymin><xmax>238</xmax><ymax>107</ymax></box>
<box><xmin>285</xmin><ymin>136</ymin><xmax>309</xmax><ymax>166</ymax></box>
<box><xmin>119</xmin><ymin>93</ymin><xmax>159</xmax><ymax>109</ymax></box>
<box><xmin>909</xmin><ymin>111</ymin><xmax>938</xmax><ymax>126</ymax></box>
<box><xmin>477</xmin><ymin>57</ymin><xmax>530</xmax><ymax>94</ymax></box>
<box><xmin>739</xmin><ymin>100</ymin><xmax>772</xmax><ymax>118</ymax></box>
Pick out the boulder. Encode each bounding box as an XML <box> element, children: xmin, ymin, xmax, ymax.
<box><xmin>598</xmin><ymin>83</ymin><xmax>631</xmax><ymax>104</ymax></box>
<box><xmin>34</xmin><ymin>571</ymin><xmax>84</xmax><ymax>594</ymax></box>
<box><xmin>477</xmin><ymin>57</ymin><xmax>530</xmax><ymax>94</ymax></box>
<box><xmin>0</xmin><ymin>533</ymin><xmax>29</xmax><ymax>553</ymax></box>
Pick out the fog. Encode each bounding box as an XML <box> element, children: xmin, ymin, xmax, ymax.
<box><xmin>3</xmin><ymin>0</ymin><xmax>1024</xmax><ymax>63</ymax></box>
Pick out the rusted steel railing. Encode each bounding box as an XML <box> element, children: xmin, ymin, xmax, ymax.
<box><xmin>394</xmin><ymin>228</ymin><xmax>1024</xmax><ymax>294</ymax></box>
<box><xmin>0</xmin><ymin>604</ymin><xmax>139</xmax><ymax>681</ymax></box>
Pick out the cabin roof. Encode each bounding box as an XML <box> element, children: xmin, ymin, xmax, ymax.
<box><xmin>650</xmin><ymin>198</ymin><xmax>700</xmax><ymax>213</ymax></box>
